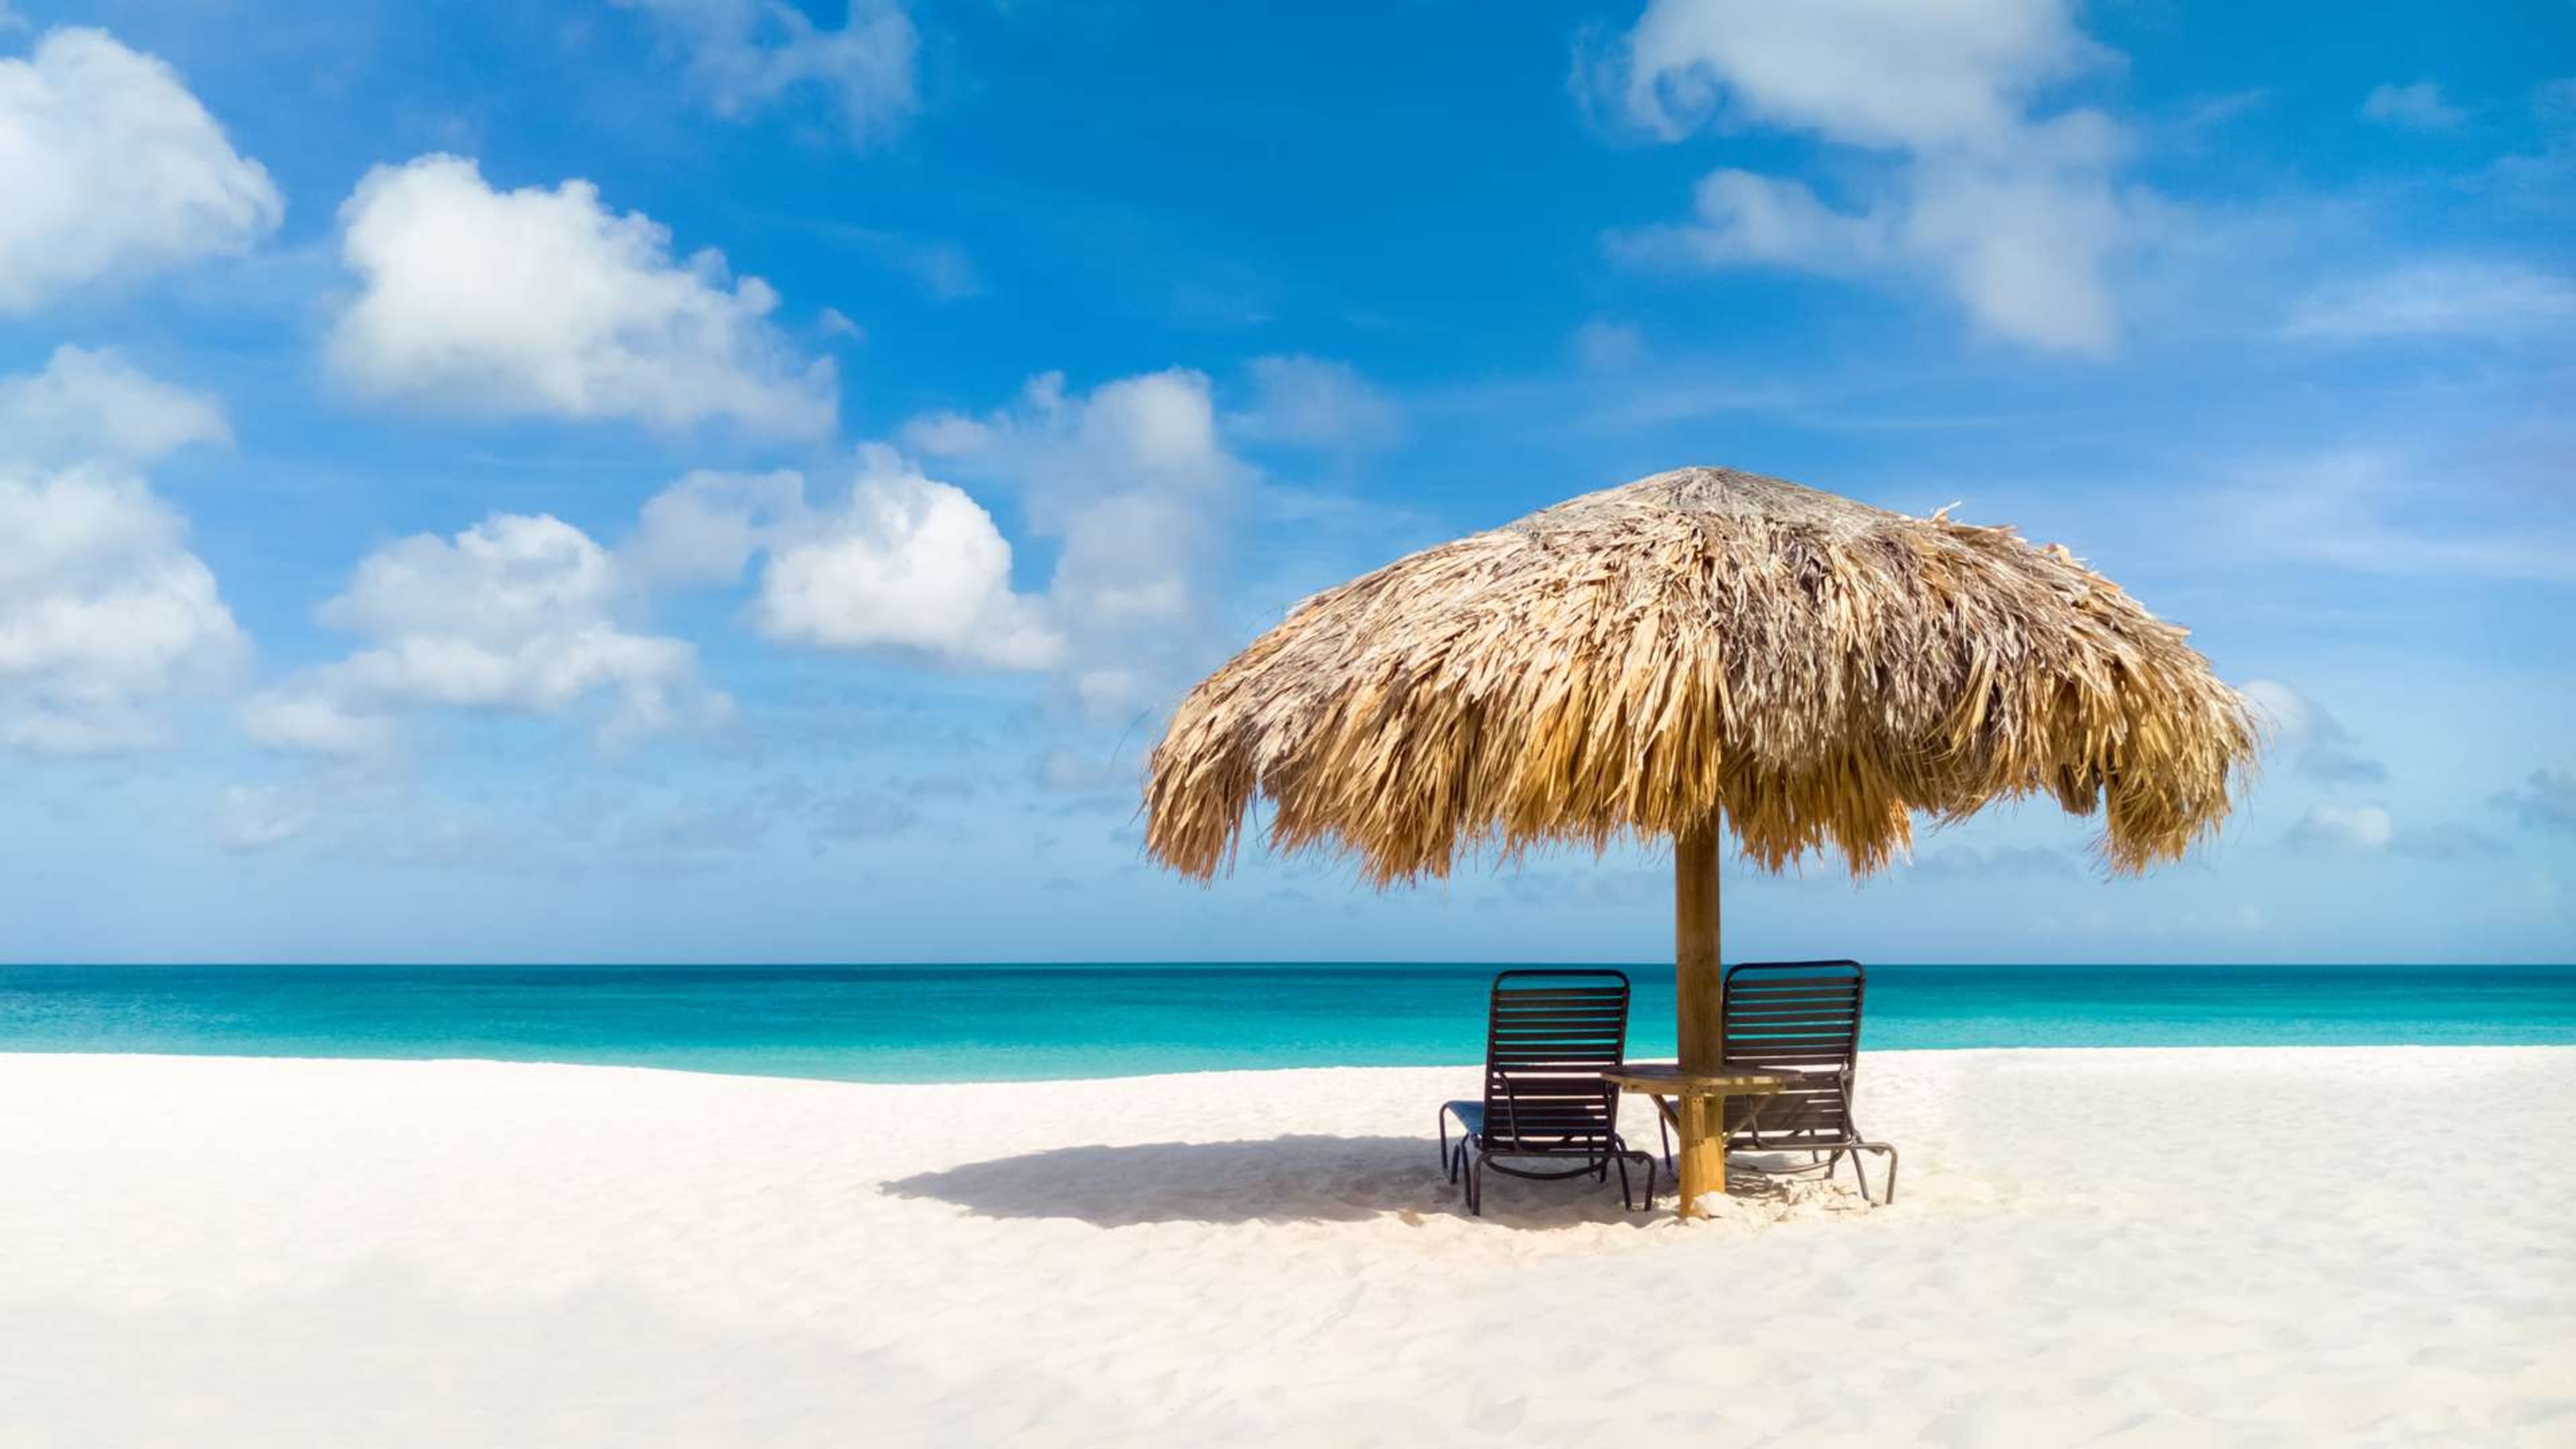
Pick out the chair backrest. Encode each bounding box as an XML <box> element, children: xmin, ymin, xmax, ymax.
<box><xmin>1721</xmin><ymin>960</ymin><xmax>1864</xmax><ymax>1142</ymax></box>
<box><xmin>1481</xmin><ymin>969</ymin><xmax>1631</xmax><ymax>1148</ymax></box>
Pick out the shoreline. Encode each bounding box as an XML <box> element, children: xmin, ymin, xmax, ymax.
<box><xmin>5</xmin><ymin>1046</ymin><xmax>2570</xmax><ymax>1444</ymax></box>
<box><xmin>1</xmin><ymin>1038</ymin><xmax>2566</xmax><ymax>1087</ymax></box>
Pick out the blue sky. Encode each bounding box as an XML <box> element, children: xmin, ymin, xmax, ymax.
<box><xmin>1</xmin><ymin>0</ymin><xmax>2569</xmax><ymax>964</ymax></box>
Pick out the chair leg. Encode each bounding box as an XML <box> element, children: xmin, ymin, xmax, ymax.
<box><xmin>1847</xmin><ymin>1149</ymin><xmax>1871</xmax><ymax>1206</ymax></box>
<box><xmin>1466</xmin><ymin>1152</ymin><xmax>1483</xmax><ymax>1216</ymax></box>
<box><xmin>1615</xmin><ymin>1151</ymin><xmax>1657</xmax><ymax>1212</ymax></box>
<box><xmin>1437</xmin><ymin>1109</ymin><xmax>1450</xmax><ymax>1176</ymax></box>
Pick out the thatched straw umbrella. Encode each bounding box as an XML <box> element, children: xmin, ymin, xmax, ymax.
<box><xmin>1142</xmin><ymin>465</ymin><xmax>2256</xmax><ymax>1210</ymax></box>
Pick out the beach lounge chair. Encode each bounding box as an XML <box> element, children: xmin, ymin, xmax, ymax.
<box><xmin>1661</xmin><ymin>959</ymin><xmax>1898</xmax><ymax>1205</ymax></box>
<box><xmin>1438</xmin><ymin>969</ymin><xmax>1656</xmax><ymax>1215</ymax></box>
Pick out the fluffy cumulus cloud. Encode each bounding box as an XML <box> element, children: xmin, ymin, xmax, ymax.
<box><xmin>628</xmin><ymin>453</ymin><xmax>1061</xmax><ymax>670</ymax></box>
<box><xmin>615</xmin><ymin>0</ymin><xmax>916</xmax><ymax>144</ymax></box>
<box><xmin>1607</xmin><ymin>0</ymin><xmax>2131</xmax><ymax>353</ymax></box>
<box><xmin>327</xmin><ymin>154</ymin><xmax>835</xmax><ymax>436</ymax></box>
<box><xmin>754</xmin><ymin>458</ymin><xmax>1061</xmax><ymax>667</ymax></box>
<box><xmin>630</xmin><ymin>454</ymin><xmax>1060</xmax><ymax>669</ymax></box>
<box><xmin>0</xmin><ymin>26</ymin><xmax>282</xmax><ymax>312</ymax></box>
<box><xmin>908</xmin><ymin>368</ymin><xmax>1252</xmax><ymax>716</ymax></box>
<box><xmin>0</xmin><ymin>470</ymin><xmax>245</xmax><ymax>752</ymax></box>
<box><xmin>635</xmin><ymin>369</ymin><xmax>1254</xmax><ymax>712</ymax></box>
<box><xmin>0</xmin><ymin>349</ymin><xmax>241</xmax><ymax>752</ymax></box>
<box><xmin>248</xmin><ymin>513</ymin><xmax>718</xmax><ymax>754</ymax></box>
<box><xmin>0</xmin><ymin>346</ymin><xmax>229</xmax><ymax>470</ymax></box>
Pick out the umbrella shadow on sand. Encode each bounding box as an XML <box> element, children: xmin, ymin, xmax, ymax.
<box><xmin>881</xmin><ymin>1134</ymin><xmax>1665</xmax><ymax>1228</ymax></box>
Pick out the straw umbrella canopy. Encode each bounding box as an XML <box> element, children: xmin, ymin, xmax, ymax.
<box><xmin>1142</xmin><ymin>466</ymin><xmax>2256</xmax><ymax>1205</ymax></box>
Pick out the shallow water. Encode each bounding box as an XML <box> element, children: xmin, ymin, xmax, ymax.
<box><xmin>3</xmin><ymin>961</ymin><xmax>2570</xmax><ymax>1081</ymax></box>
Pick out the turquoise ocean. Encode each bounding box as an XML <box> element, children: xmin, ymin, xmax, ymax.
<box><xmin>1</xmin><ymin>962</ymin><xmax>2571</xmax><ymax>1082</ymax></box>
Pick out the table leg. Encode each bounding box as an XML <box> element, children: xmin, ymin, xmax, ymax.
<box><xmin>1676</xmin><ymin>1092</ymin><xmax>1725</xmax><ymax>1218</ymax></box>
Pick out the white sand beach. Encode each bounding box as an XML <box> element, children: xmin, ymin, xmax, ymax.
<box><xmin>1</xmin><ymin>1046</ymin><xmax>2569</xmax><ymax>1446</ymax></box>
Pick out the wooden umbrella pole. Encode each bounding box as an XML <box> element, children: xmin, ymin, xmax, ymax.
<box><xmin>1673</xmin><ymin>822</ymin><xmax>1724</xmax><ymax>1216</ymax></box>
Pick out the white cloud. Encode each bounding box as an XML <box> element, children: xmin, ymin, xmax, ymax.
<box><xmin>0</xmin><ymin>346</ymin><xmax>229</xmax><ymax>470</ymax></box>
<box><xmin>218</xmin><ymin>784</ymin><xmax>307</xmax><ymax>852</ymax></box>
<box><xmin>1617</xmin><ymin>168</ymin><xmax>1898</xmax><ymax>272</ymax></box>
<box><xmin>239</xmin><ymin>689</ymin><xmax>390</xmax><ymax>757</ymax></box>
<box><xmin>0</xmin><ymin>468</ymin><xmax>246</xmax><ymax>752</ymax></box>
<box><xmin>2361</xmin><ymin>81</ymin><xmax>2465</xmax><ymax>131</ymax></box>
<box><xmin>624</xmin><ymin>468</ymin><xmax>807</xmax><ymax>589</ymax></box>
<box><xmin>627</xmin><ymin>457</ymin><xmax>1059</xmax><ymax>670</ymax></box>
<box><xmin>1911</xmin><ymin>844</ymin><xmax>2082</xmax><ymax>879</ymax></box>
<box><xmin>328</xmin><ymin>154</ymin><xmax>835</xmax><ymax>436</ymax></box>
<box><xmin>616</xmin><ymin>0</ymin><xmax>916</xmax><ymax>144</ymax></box>
<box><xmin>752</xmin><ymin>451</ymin><xmax>1062</xmax><ymax>668</ymax></box>
<box><xmin>0</xmin><ymin>26</ymin><xmax>281</xmax><ymax>312</ymax></box>
<box><xmin>1228</xmin><ymin>355</ymin><xmax>1401</xmax><ymax>451</ymax></box>
<box><xmin>1621</xmin><ymin>0</ymin><xmax>2102</xmax><ymax>148</ymax></box>
<box><xmin>2284</xmin><ymin>803</ymin><xmax>2396</xmax><ymax>853</ymax></box>
<box><xmin>2237</xmin><ymin>679</ymin><xmax>2385</xmax><ymax>784</ymax></box>
<box><xmin>908</xmin><ymin>369</ymin><xmax>1251</xmax><ymax>714</ymax></box>
<box><xmin>2282</xmin><ymin>260</ymin><xmax>2576</xmax><ymax>340</ymax></box>
<box><xmin>623</xmin><ymin>369</ymin><xmax>1253</xmax><ymax>711</ymax></box>
<box><xmin>2279</xmin><ymin>802</ymin><xmax>2502</xmax><ymax>862</ymax></box>
<box><xmin>252</xmin><ymin>512</ymin><xmax>719</xmax><ymax>753</ymax></box>
<box><xmin>1605</xmin><ymin>0</ymin><xmax>2133</xmax><ymax>354</ymax></box>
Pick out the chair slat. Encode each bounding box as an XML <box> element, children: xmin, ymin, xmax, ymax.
<box><xmin>1724</xmin><ymin>988</ymin><xmax>1861</xmax><ymax>1006</ymax></box>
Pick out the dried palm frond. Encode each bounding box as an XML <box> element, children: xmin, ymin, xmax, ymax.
<box><xmin>1144</xmin><ymin>466</ymin><xmax>2256</xmax><ymax>885</ymax></box>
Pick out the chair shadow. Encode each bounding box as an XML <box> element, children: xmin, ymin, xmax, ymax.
<box><xmin>881</xmin><ymin>1134</ymin><xmax>1664</xmax><ymax>1228</ymax></box>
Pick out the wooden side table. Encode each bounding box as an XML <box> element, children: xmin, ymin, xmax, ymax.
<box><xmin>1601</xmin><ymin>1064</ymin><xmax>1784</xmax><ymax>1218</ymax></box>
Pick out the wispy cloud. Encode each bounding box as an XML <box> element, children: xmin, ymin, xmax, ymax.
<box><xmin>1909</xmin><ymin>845</ymin><xmax>2084</xmax><ymax>880</ymax></box>
<box><xmin>2284</xmin><ymin>259</ymin><xmax>2576</xmax><ymax>340</ymax></box>
<box><xmin>1598</xmin><ymin>0</ymin><xmax>2140</xmax><ymax>354</ymax></box>
<box><xmin>2238</xmin><ymin>680</ymin><xmax>2388</xmax><ymax>785</ymax></box>
<box><xmin>820</xmin><ymin>225</ymin><xmax>983</xmax><ymax>301</ymax></box>
<box><xmin>614</xmin><ymin>0</ymin><xmax>917</xmax><ymax>146</ymax></box>
<box><xmin>1226</xmin><ymin>355</ymin><xmax>1402</xmax><ymax>452</ymax></box>
<box><xmin>2361</xmin><ymin>80</ymin><xmax>2467</xmax><ymax>131</ymax></box>
<box><xmin>2200</xmin><ymin>451</ymin><xmax>2576</xmax><ymax>585</ymax></box>
<box><xmin>2282</xmin><ymin>803</ymin><xmax>2506</xmax><ymax>861</ymax></box>
<box><xmin>2491</xmin><ymin>769</ymin><xmax>2576</xmax><ymax>833</ymax></box>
